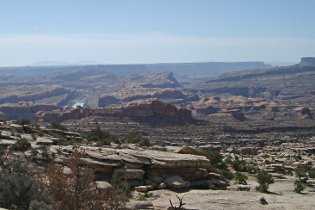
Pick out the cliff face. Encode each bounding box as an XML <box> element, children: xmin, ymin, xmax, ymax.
<box><xmin>98</xmin><ymin>95</ymin><xmax>120</xmax><ymax>107</ymax></box>
<box><xmin>122</xmin><ymin>100</ymin><xmax>195</xmax><ymax>125</ymax></box>
<box><xmin>0</xmin><ymin>104</ymin><xmax>58</xmax><ymax>120</ymax></box>
<box><xmin>38</xmin><ymin>100</ymin><xmax>196</xmax><ymax>125</ymax></box>
<box><xmin>0</xmin><ymin>87</ymin><xmax>69</xmax><ymax>104</ymax></box>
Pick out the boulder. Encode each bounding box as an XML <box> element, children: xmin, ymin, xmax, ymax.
<box><xmin>95</xmin><ymin>181</ymin><xmax>113</xmax><ymax>192</ymax></box>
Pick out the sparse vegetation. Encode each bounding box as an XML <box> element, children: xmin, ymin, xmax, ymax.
<box><xmin>234</xmin><ymin>172</ymin><xmax>248</xmax><ymax>185</ymax></box>
<box><xmin>85</xmin><ymin>126</ymin><xmax>119</xmax><ymax>145</ymax></box>
<box><xmin>168</xmin><ymin>195</ymin><xmax>186</xmax><ymax>210</ymax></box>
<box><xmin>124</xmin><ymin>131</ymin><xmax>150</xmax><ymax>146</ymax></box>
<box><xmin>50</xmin><ymin>122</ymin><xmax>67</xmax><ymax>131</ymax></box>
<box><xmin>256</xmin><ymin>170</ymin><xmax>274</xmax><ymax>193</ymax></box>
<box><xmin>308</xmin><ymin>168</ymin><xmax>315</xmax><ymax>178</ymax></box>
<box><xmin>43</xmin><ymin>148</ymin><xmax>128</xmax><ymax>210</ymax></box>
<box><xmin>294</xmin><ymin>179</ymin><xmax>305</xmax><ymax>193</ymax></box>
<box><xmin>0</xmin><ymin>149</ymin><xmax>52</xmax><ymax>210</ymax></box>
<box><xmin>11</xmin><ymin>138</ymin><xmax>32</xmax><ymax>152</ymax></box>
<box><xmin>295</xmin><ymin>164</ymin><xmax>309</xmax><ymax>180</ymax></box>
<box><xmin>232</xmin><ymin>156</ymin><xmax>258</xmax><ymax>174</ymax></box>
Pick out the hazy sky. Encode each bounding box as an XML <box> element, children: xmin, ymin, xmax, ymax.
<box><xmin>0</xmin><ymin>0</ymin><xmax>315</xmax><ymax>66</ymax></box>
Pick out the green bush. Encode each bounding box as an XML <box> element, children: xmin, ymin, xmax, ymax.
<box><xmin>294</xmin><ymin>179</ymin><xmax>305</xmax><ymax>193</ymax></box>
<box><xmin>308</xmin><ymin>168</ymin><xmax>315</xmax><ymax>178</ymax></box>
<box><xmin>85</xmin><ymin>127</ymin><xmax>118</xmax><ymax>145</ymax></box>
<box><xmin>206</xmin><ymin>150</ymin><xmax>228</xmax><ymax>170</ymax></box>
<box><xmin>124</xmin><ymin>131</ymin><xmax>150</xmax><ymax>146</ymax></box>
<box><xmin>234</xmin><ymin>172</ymin><xmax>248</xmax><ymax>185</ymax></box>
<box><xmin>0</xmin><ymin>160</ymin><xmax>51</xmax><ymax>210</ymax></box>
<box><xmin>232</xmin><ymin>157</ymin><xmax>258</xmax><ymax>174</ymax></box>
<box><xmin>256</xmin><ymin>170</ymin><xmax>274</xmax><ymax>193</ymax></box>
<box><xmin>295</xmin><ymin>164</ymin><xmax>309</xmax><ymax>179</ymax></box>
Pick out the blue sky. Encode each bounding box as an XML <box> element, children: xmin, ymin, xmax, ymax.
<box><xmin>0</xmin><ymin>0</ymin><xmax>315</xmax><ymax>66</ymax></box>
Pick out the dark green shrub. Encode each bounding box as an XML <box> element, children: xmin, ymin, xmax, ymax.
<box><xmin>232</xmin><ymin>157</ymin><xmax>258</xmax><ymax>174</ymax></box>
<box><xmin>44</xmin><ymin>149</ymin><xmax>128</xmax><ymax>210</ymax></box>
<box><xmin>221</xmin><ymin>169</ymin><xmax>234</xmax><ymax>180</ymax></box>
<box><xmin>11</xmin><ymin>138</ymin><xmax>31</xmax><ymax>152</ymax></box>
<box><xmin>50</xmin><ymin>123</ymin><xmax>67</xmax><ymax>131</ymax></box>
<box><xmin>256</xmin><ymin>170</ymin><xmax>274</xmax><ymax>193</ymax></box>
<box><xmin>234</xmin><ymin>172</ymin><xmax>248</xmax><ymax>185</ymax></box>
<box><xmin>85</xmin><ymin>127</ymin><xmax>118</xmax><ymax>145</ymax></box>
<box><xmin>295</xmin><ymin>164</ymin><xmax>308</xmax><ymax>179</ymax></box>
<box><xmin>206</xmin><ymin>150</ymin><xmax>228</xmax><ymax>170</ymax></box>
<box><xmin>0</xmin><ymin>160</ymin><xmax>51</xmax><ymax>210</ymax></box>
<box><xmin>294</xmin><ymin>179</ymin><xmax>305</xmax><ymax>193</ymax></box>
<box><xmin>308</xmin><ymin>168</ymin><xmax>315</xmax><ymax>178</ymax></box>
<box><xmin>29</xmin><ymin>200</ymin><xmax>53</xmax><ymax>210</ymax></box>
<box><xmin>122</xmin><ymin>131</ymin><xmax>150</xmax><ymax>146</ymax></box>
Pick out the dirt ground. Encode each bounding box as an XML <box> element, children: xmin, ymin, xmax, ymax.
<box><xmin>146</xmin><ymin>178</ymin><xmax>315</xmax><ymax>210</ymax></box>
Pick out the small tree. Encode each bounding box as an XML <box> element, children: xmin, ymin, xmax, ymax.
<box><xmin>256</xmin><ymin>170</ymin><xmax>274</xmax><ymax>193</ymax></box>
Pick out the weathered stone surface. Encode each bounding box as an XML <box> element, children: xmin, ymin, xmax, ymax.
<box><xmin>55</xmin><ymin>146</ymin><xmax>211</xmax><ymax>169</ymax></box>
<box><xmin>165</xmin><ymin>176</ymin><xmax>190</xmax><ymax>190</ymax></box>
<box><xmin>126</xmin><ymin>201</ymin><xmax>154</xmax><ymax>210</ymax></box>
<box><xmin>95</xmin><ymin>181</ymin><xmax>113</xmax><ymax>191</ymax></box>
<box><xmin>135</xmin><ymin>185</ymin><xmax>154</xmax><ymax>193</ymax></box>
<box><xmin>0</xmin><ymin>139</ymin><xmax>17</xmax><ymax>145</ymax></box>
<box><xmin>114</xmin><ymin>169</ymin><xmax>145</xmax><ymax>180</ymax></box>
<box><xmin>51</xmin><ymin>145</ymin><xmax>212</xmax><ymax>190</ymax></box>
<box><xmin>36</xmin><ymin>137</ymin><xmax>56</xmax><ymax>145</ymax></box>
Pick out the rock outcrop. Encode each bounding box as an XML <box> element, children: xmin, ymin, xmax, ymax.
<box><xmin>49</xmin><ymin>145</ymin><xmax>227</xmax><ymax>191</ymax></box>
<box><xmin>122</xmin><ymin>100</ymin><xmax>195</xmax><ymax>125</ymax></box>
<box><xmin>98</xmin><ymin>95</ymin><xmax>120</xmax><ymax>107</ymax></box>
<box><xmin>38</xmin><ymin>100</ymin><xmax>196</xmax><ymax>125</ymax></box>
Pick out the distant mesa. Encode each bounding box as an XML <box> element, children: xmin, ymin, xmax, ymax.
<box><xmin>300</xmin><ymin>57</ymin><xmax>315</xmax><ymax>67</ymax></box>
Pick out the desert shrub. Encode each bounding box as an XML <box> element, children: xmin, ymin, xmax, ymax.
<box><xmin>124</xmin><ymin>131</ymin><xmax>150</xmax><ymax>146</ymax></box>
<box><xmin>85</xmin><ymin>126</ymin><xmax>119</xmax><ymax>145</ymax></box>
<box><xmin>168</xmin><ymin>195</ymin><xmax>186</xmax><ymax>210</ymax></box>
<box><xmin>137</xmin><ymin>192</ymin><xmax>153</xmax><ymax>201</ymax></box>
<box><xmin>204</xmin><ymin>150</ymin><xmax>227</xmax><ymax>171</ymax></box>
<box><xmin>221</xmin><ymin>169</ymin><xmax>234</xmax><ymax>180</ymax></box>
<box><xmin>308</xmin><ymin>168</ymin><xmax>315</xmax><ymax>178</ymax></box>
<box><xmin>44</xmin><ymin>148</ymin><xmax>128</xmax><ymax>210</ymax></box>
<box><xmin>295</xmin><ymin>164</ymin><xmax>309</xmax><ymax>180</ymax></box>
<box><xmin>256</xmin><ymin>170</ymin><xmax>274</xmax><ymax>193</ymax></box>
<box><xmin>11</xmin><ymin>138</ymin><xmax>31</xmax><ymax>151</ymax></box>
<box><xmin>28</xmin><ymin>200</ymin><xmax>53</xmax><ymax>210</ymax></box>
<box><xmin>294</xmin><ymin>179</ymin><xmax>305</xmax><ymax>193</ymax></box>
<box><xmin>234</xmin><ymin>172</ymin><xmax>248</xmax><ymax>185</ymax></box>
<box><xmin>232</xmin><ymin>156</ymin><xmax>258</xmax><ymax>173</ymax></box>
<box><xmin>50</xmin><ymin>122</ymin><xmax>67</xmax><ymax>131</ymax></box>
<box><xmin>194</xmin><ymin>149</ymin><xmax>233</xmax><ymax>179</ymax></box>
<box><xmin>0</xmin><ymin>159</ymin><xmax>51</xmax><ymax>210</ymax></box>
<box><xmin>259</xmin><ymin>197</ymin><xmax>268</xmax><ymax>205</ymax></box>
